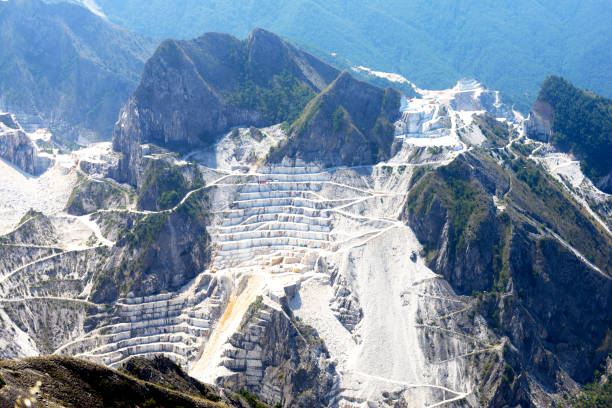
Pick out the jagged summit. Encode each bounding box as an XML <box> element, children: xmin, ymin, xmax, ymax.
<box><xmin>268</xmin><ymin>70</ymin><xmax>401</xmax><ymax>166</ymax></box>
<box><xmin>113</xmin><ymin>28</ymin><xmax>340</xmax><ymax>185</ymax></box>
<box><xmin>3</xmin><ymin>9</ymin><xmax>612</xmax><ymax>406</ymax></box>
<box><xmin>2</xmin><ymin>69</ymin><xmax>612</xmax><ymax>406</ymax></box>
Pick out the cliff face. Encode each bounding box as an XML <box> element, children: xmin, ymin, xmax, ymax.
<box><xmin>402</xmin><ymin>145</ymin><xmax>612</xmax><ymax>405</ymax></box>
<box><xmin>267</xmin><ymin>71</ymin><xmax>401</xmax><ymax>167</ymax></box>
<box><xmin>525</xmin><ymin>99</ymin><xmax>553</xmax><ymax>142</ymax></box>
<box><xmin>113</xmin><ymin>28</ymin><xmax>339</xmax><ymax>185</ymax></box>
<box><xmin>0</xmin><ymin>112</ymin><xmax>47</xmax><ymax>175</ymax></box>
<box><xmin>403</xmin><ymin>153</ymin><xmax>509</xmax><ymax>294</ymax></box>
<box><xmin>91</xmin><ymin>188</ymin><xmax>211</xmax><ymax>303</ymax></box>
<box><xmin>0</xmin><ymin>0</ymin><xmax>155</xmax><ymax>141</ymax></box>
<box><xmin>221</xmin><ymin>297</ymin><xmax>336</xmax><ymax>407</ymax></box>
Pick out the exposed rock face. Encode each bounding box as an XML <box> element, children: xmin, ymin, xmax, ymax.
<box><xmin>402</xmin><ymin>147</ymin><xmax>612</xmax><ymax>406</ymax></box>
<box><xmin>0</xmin><ymin>112</ymin><xmax>48</xmax><ymax>174</ymax></box>
<box><xmin>403</xmin><ymin>153</ymin><xmax>510</xmax><ymax>294</ymax></box>
<box><xmin>504</xmin><ymin>234</ymin><xmax>612</xmax><ymax>383</ymax></box>
<box><xmin>0</xmin><ymin>0</ymin><xmax>156</xmax><ymax>141</ymax></box>
<box><xmin>268</xmin><ymin>71</ymin><xmax>401</xmax><ymax>167</ymax></box>
<box><xmin>447</xmin><ymin>79</ymin><xmax>514</xmax><ymax>121</ymax></box>
<box><xmin>329</xmin><ymin>262</ymin><xmax>363</xmax><ymax>332</ymax></box>
<box><xmin>66</xmin><ymin>179</ymin><xmax>129</xmax><ymax>216</ymax></box>
<box><xmin>530</xmin><ymin>75</ymin><xmax>612</xmax><ymax>194</ymax></box>
<box><xmin>0</xmin><ymin>113</ymin><xmax>19</xmax><ymax>130</ymax></box>
<box><xmin>4</xmin><ymin>42</ymin><xmax>612</xmax><ymax>408</ymax></box>
<box><xmin>220</xmin><ymin>297</ymin><xmax>337</xmax><ymax>407</ymax></box>
<box><xmin>91</xmin><ymin>190</ymin><xmax>211</xmax><ymax>303</ymax></box>
<box><xmin>113</xmin><ymin>28</ymin><xmax>339</xmax><ymax>186</ymax></box>
<box><xmin>525</xmin><ymin>99</ymin><xmax>553</xmax><ymax>142</ymax></box>
<box><xmin>0</xmin><ymin>159</ymin><xmax>211</xmax><ymax>307</ymax></box>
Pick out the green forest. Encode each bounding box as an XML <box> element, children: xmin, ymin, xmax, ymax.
<box><xmin>538</xmin><ymin>76</ymin><xmax>612</xmax><ymax>186</ymax></box>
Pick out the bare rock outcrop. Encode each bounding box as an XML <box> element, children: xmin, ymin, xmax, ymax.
<box><xmin>220</xmin><ymin>297</ymin><xmax>337</xmax><ymax>407</ymax></box>
<box><xmin>525</xmin><ymin>99</ymin><xmax>553</xmax><ymax>142</ymax></box>
<box><xmin>0</xmin><ymin>112</ymin><xmax>49</xmax><ymax>174</ymax></box>
<box><xmin>268</xmin><ymin>71</ymin><xmax>401</xmax><ymax>167</ymax></box>
<box><xmin>113</xmin><ymin>28</ymin><xmax>339</xmax><ymax>186</ymax></box>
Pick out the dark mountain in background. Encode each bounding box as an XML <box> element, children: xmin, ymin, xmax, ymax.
<box><xmin>70</xmin><ymin>0</ymin><xmax>612</xmax><ymax>112</ymax></box>
<box><xmin>113</xmin><ymin>28</ymin><xmax>340</xmax><ymax>185</ymax></box>
<box><xmin>0</xmin><ymin>0</ymin><xmax>156</xmax><ymax>141</ymax></box>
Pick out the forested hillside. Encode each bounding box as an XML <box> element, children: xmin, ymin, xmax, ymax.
<box><xmin>537</xmin><ymin>76</ymin><xmax>612</xmax><ymax>192</ymax></box>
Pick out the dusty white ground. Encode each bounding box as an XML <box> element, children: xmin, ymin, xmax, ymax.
<box><xmin>185</xmin><ymin>125</ymin><xmax>286</xmax><ymax>172</ymax></box>
<box><xmin>530</xmin><ymin>145</ymin><xmax>612</xmax><ymax>236</ymax></box>
<box><xmin>0</xmin><ymin>138</ymin><xmax>118</xmax><ymax>247</ymax></box>
<box><xmin>0</xmin><ymin>159</ymin><xmax>74</xmax><ymax>233</ymax></box>
<box><xmin>352</xmin><ymin>66</ymin><xmax>416</xmax><ymax>88</ymax></box>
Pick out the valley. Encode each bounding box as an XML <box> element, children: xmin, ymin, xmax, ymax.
<box><xmin>0</xmin><ymin>20</ymin><xmax>610</xmax><ymax>407</ymax></box>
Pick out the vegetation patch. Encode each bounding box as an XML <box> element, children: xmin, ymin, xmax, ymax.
<box><xmin>574</xmin><ymin>360</ymin><xmax>612</xmax><ymax>408</ymax></box>
<box><xmin>238</xmin><ymin>389</ymin><xmax>269</xmax><ymax>408</ymax></box>
<box><xmin>121</xmin><ymin>213</ymin><xmax>168</xmax><ymax>249</ymax></box>
<box><xmin>138</xmin><ymin>160</ymin><xmax>189</xmax><ymax>210</ymax></box>
<box><xmin>230</xmin><ymin>68</ymin><xmax>316</xmax><ymax>125</ymax></box>
<box><xmin>473</xmin><ymin>113</ymin><xmax>513</xmax><ymax>148</ymax></box>
<box><xmin>511</xmin><ymin>141</ymin><xmax>537</xmax><ymax>156</ymax></box>
<box><xmin>509</xmin><ymin>156</ymin><xmax>611</xmax><ymax>271</ymax></box>
<box><xmin>18</xmin><ymin>208</ymin><xmax>43</xmax><ymax>225</ymax></box>
<box><xmin>240</xmin><ymin>296</ymin><xmax>265</xmax><ymax>330</ymax></box>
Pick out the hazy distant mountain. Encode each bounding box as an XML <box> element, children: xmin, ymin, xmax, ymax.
<box><xmin>0</xmin><ymin>0</ymin><xmax>156</xmax><ymax>140</ymax></box>
<box><xmin>73</xmin><ymin>0</ymin><xmax>612</xmax><ymax>112</ymax></box>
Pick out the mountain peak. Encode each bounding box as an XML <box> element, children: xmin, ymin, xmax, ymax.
<box><xmin>112</xmin><ymin>28</ymin><xmax>340</xmax><ymax>185</ymax></box>
<box><xmin>246</xmin><ymin>27</ymin><xmax>279</xmax><ymax>41</ymax></box>
<box><xmin>267</xmin><ymin>70</ymin><xmax>401</xmax><ymax>167</ymax></box>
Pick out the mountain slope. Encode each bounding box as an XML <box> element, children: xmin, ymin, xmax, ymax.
<box><xmin>268</xmin><ymin>71</ymin><xmax>401</xmax><ymax>166</ymax></box>
<box><xmin>0</xmin><ymin>355</ymin><xmax>265</xmax><ymax>408</ymax></box>
<box><xmin>527</xmin><ymin>76</ymin><xmax>612</xmax><ymax>193</ymax></box>
<box><xmin>2</xmin><ymin>71</ymin><xmax>611</xmax><ymax>406</ymax></box>
<box><xmin>113</xmin><ymin>28</ymin><xmax>339</xmax><ymax>185</ymax></box>
<box><xmin>403</xmin><ymin>116</ymin><xmax>612</xmax><ymax>402</ymax></box>
<box><xmin>0</xmin><ymin>0</ymin><xmax>156</xmax><ymax>140</ymax></box>
<box><xmin>82</xmin><ymin>0</ymin><xmax>612</xmax><ymax>111</ymax></box>
<box><xmin>3</xmin><ymin>24</ymin><xmax>612</xmax><ymax>408</ymax></box>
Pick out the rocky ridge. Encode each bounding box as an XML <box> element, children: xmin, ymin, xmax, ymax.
<box><xmin>0</xmin><ymin>112</ymin><xmax>49</xmax><ymax>175</ymax></box>
<box><xmin>113</xmin><ymin>28</ymin><xmax>339</xmax><ymax>186</ymax></box>
<box><xmin>268</xmin><ymin>71</ymin><xmax>401</xmax><ymax>167</ymax></box>
<box><xmin>0</xmin><ymin>355</ymin><xmax>266</xmax><ymax>408</ymax></box>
